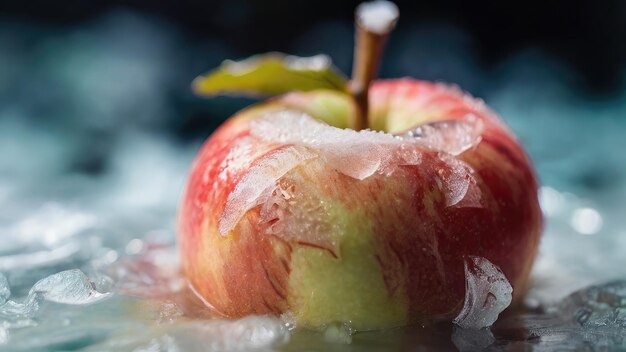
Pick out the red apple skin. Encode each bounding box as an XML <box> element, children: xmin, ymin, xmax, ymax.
<box><xmin>178</xmin><ymin>79</ymin><xmax>543</xmax><ymax>329</ymax></box>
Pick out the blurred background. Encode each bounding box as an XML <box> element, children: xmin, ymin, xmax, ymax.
<box><xmin>1</xmin><ymin>0</ymin><xmax>625</xmax><ymax>196</ymax></box>
<box><xmin>0</xmin><ymin>0</ymin><xmax>626</xmax><ymax>350</ymax></box>
<box><xmin>2</xmin><ymin>0</ymin><xmax>625</xmax><ymax>190</ymax></box>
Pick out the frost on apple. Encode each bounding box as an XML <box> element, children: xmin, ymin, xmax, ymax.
<box><xmin>219</xmin><ymin>110</ymin><xmax>485</xmax><ymax>235</ymax></box>
<box><xmin>453</xmin><ymin>256</ymin><xmax>513</xmax><ymax>330</ymax></box>
<box><xmin>219</xmin><ymin>146</ymin><xmax>317</xmax><ymax>235</ymax></box>
<box><xmin>258</xmin><ymin>176</ymin><xmax>345</xmax><ymax>257</ymax></box>
<box><xmin>399</xmin><ymin>116</ymin><xmax>483</xmax><ymax>156</ymax></box>
<box><xmin>436</xmin><ymin>153</ymin><xmax>482</xmax><ymax>208</ymax></box>
<box><xmin>250</xmin><ymin>110</ymin><xmax>484</xmax><ymax>175</ymax></box>
<box><xmin>250</xmin><ymin>110</ymin><xmax>423</xmax><ymax>179</ymax></box>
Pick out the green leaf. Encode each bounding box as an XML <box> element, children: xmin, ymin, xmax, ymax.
<box><xmin>192</xmin><ymin>53</ymin><xmax>348</xmax><ymax>98</ymax></box>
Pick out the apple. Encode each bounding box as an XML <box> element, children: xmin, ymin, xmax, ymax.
<box><xmin>178</xmin><ymin>1</ymin><xmax>542</xmax><ymax>331</ymax></box>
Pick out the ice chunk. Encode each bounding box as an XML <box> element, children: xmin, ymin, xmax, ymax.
<box><xmin>554</xmin><ymin>281</ymin><xmax>626</xmax><ymax>328</ymax></box>
<box><xmin>0</xmin><ymin>270</ymin><xmax>108</xmax><ymax>334</ymax></box>
<box><xmin>219</xmin><ymin>145</ymin><xmax>317</xmax><ymax>235</ymax></box>
<box><xmin>0</xmin><ymin>273</ymin><xmax>9</xmax><ymax>304</ymax></box>
<box><xmin>30</xmin><ymin>269</ymin><xmax>109</xmax><ymax>305</ymax></box>
<box><xmin>453</xmin><ymin>256</ymin><xmax>513</xmax><ymax>329</ymax></box>
<box><xmin>400</xmin><ymin>117</ymin><xmax>483</xmax><ymax>156</ymax></box>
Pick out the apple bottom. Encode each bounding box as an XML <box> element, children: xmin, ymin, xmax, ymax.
<box><xmin>182</xmin><ymin>140</ymin><xmax>540</xmax><ymax>331</ymax></box>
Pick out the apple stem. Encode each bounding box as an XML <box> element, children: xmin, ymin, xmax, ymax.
<box><xmin>350</xmin><ymin>1</ymin><xmax>399</xmax><ymax>131</ymax></box>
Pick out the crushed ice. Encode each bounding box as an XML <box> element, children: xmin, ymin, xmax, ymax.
<box><xmin>453</xmin><ymin>256</ymin><xmax>513</xmax><ymax>329</ymax></box>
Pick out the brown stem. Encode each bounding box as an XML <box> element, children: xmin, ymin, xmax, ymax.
<box><xmin>350</xmin><ymin>1</ymin><xmax>399</xmax><ymax>130</ymax></box>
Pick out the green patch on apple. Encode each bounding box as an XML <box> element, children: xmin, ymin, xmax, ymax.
<box><xmin>288</xmin><ymin>203</ymin><xmax>408</xmax><ymax>330</ymax></box>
